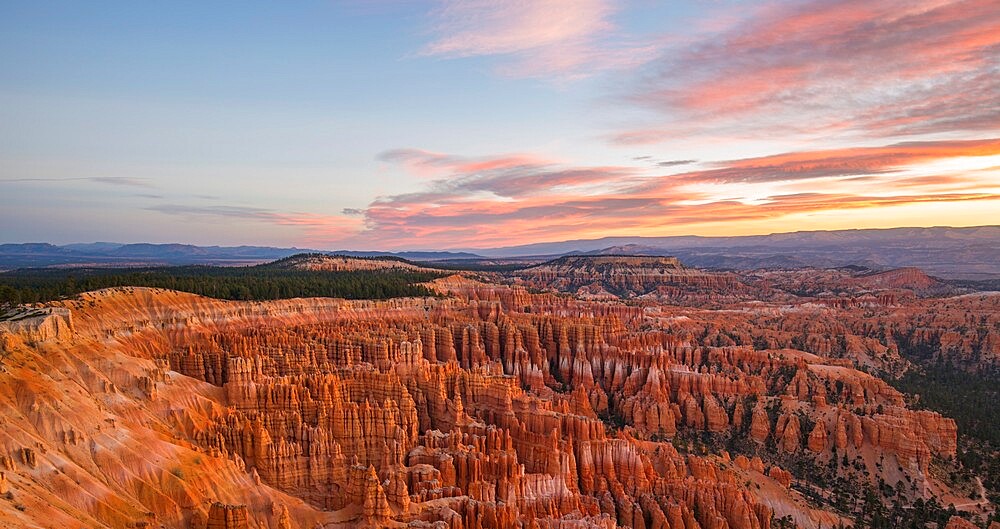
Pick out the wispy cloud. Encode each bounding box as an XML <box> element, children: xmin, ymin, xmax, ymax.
<box><xmin>654</xmin><ymin>138</ymin><xmax>1000</xmax><ymax>186</ymax></box>
<box><xmin>614</xmin><ymin>0</ymin><xmax>1000</xmax><ymax>143</ymax></box>
<box><xmin>0</xmin><ymin>176</ymin><xmax>155</xmax><ymax>188</ymax></box>
<box><xmin>378</xmin><ymin>148</ymin><xmax>549</xmax><ymax>179</ymax></box>
<box><xmin>149</xmin><ymin>204</ymin><xmax>278</xmax><ymax>220</ymax></box>
<box><xmin>375</xmin><ymin>148</ymin><xmax>640</xmax><ymax>199</ymax></box>
<box><xmin>657</xmin><ymin>159</ymin><xmax>697</xmax><ymax>167</ymax></box>
<box><xmin>418</xmin><ymin>0</ymin><xmax>656</xmax><ymax>79</ymax></box>
<box><xmin>147</xmin><ymin>204</ymin><xmax>363</xmax><ymax>244</ymax></box>
<box><xmin>89</xmin><ymin>177</ymin><xmax>155</xmax><ymax>188</ymax></box>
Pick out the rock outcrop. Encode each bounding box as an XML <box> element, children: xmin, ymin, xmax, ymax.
<box><xmin>206</xmin><ymin>503</ymin><xmax>249</xmax><ymax>529</ymax></box>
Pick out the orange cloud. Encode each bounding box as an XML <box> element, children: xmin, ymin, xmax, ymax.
<box><xmin>341</xmin><ymin>138</ymin><xmax>1000</xmax><ymax>248</ymax></box>
<box><xmin>653</xmin><ymin>138</ymin><xmax>1000</xmax><ymax>186</ymax></box>
<box><xmin>148</xmin><ymin>137</ymin><xmax>1000</xmax><ymax>249</ymax></box>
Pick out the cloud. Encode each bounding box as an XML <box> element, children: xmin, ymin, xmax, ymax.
<box><xmin>421</xmin><ymin>0</ymin><xmax>613</xmax><ymax>57</ymax></box>
<box><xmin>657</xmin><ymin>160</ymin><xmax>697</xmax><ymax>167</ymax></box>
<box><xmin>616</xmin><ymin>0</ymin><xmax>1000</xmax><ymax>143</ymax></box>
<box><xmin>0</xmin><ymin>176</ymin><xmax>155</xmax><ymax>188</ymax></box>
<box><xmin>656</xmin><ymin>138</ymin><xmax>1000</xmax><ymax>186</ymax></box>
<box><xmin>148</xmin><ymin>204</ymin><xmax>277</xmax><ymax>220</ymax></box>
<box><xmin>89</xmin><ymin>177</ymin><xmax>155</xmax><ymax>188</ymax></box>
<box><xmin>148</xmin><ymin>204</ymin><xmax>363</xmax><ymax>244</ymax></box>
<box><xmin>376</xmin><ymin>148</ymin><xmax>640</xmax><ymax>199</ymax></box>
<box><xmin>891</xmin><ymin>175</ymin><xmax>974</xmax><ymax>188</ymax></box>
<box><xmin>357</xmin><ymin>187</ymin><xmax>998</xmax><ymax>248</ymax></box>
<box><xmin>418</xmin><ymin>0</ymin><xmax>656</xmax><ymax>79</ymax></box>
<box><xmin>344</xmin><ymin>139</ymin><xmax>1000</xmax><ymax>248</ymax></box>
<box><xmin>378</xmin><ymin>148</ymin><xmax>549</xmax><ymax>178</ymax></box>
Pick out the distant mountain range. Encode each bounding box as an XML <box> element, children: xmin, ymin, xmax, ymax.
<box><xmin>0</xmin><ymin>243</ymin><xmax>480</xmax><ymax>270</ymax></box>
<box><xmin>2</xmin><ymin>225</ymin><xmax>998</xmax><ymax>279</ymax></box>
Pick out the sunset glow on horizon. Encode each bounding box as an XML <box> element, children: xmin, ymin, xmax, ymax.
<box><xmin>1</xmin><ymin>0</ymin><xmax>998</xmax><ymax>249</ymax></box>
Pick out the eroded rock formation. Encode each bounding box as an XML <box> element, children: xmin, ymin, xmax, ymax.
<box><xmin>0</xmin><ymin>258</ymin><xmax>990</xmax><ymax>529</ymax></box>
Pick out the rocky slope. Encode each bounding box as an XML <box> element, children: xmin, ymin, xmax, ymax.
<box><xmin>0</xmin><ymin>293</ymin><xmax>334</xmax><ymax>529</ymax></box>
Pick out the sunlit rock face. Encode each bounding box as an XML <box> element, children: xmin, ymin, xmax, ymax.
<box><xmin>1</xmin><ymin>258</ymin><xmax>992</xmax><ymax>528</ymax></box>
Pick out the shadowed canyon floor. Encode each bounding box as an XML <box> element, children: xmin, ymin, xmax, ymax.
<box><xmin>0</xmin><ymin>258</ymin><xmax>997</xmax><ymax>529</ymax></box>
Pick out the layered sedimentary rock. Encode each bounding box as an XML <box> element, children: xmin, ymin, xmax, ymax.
<box><xmin>206</xmin><ymin>503</ymin><xmax>249</xmax><ymax>529</ymax></box>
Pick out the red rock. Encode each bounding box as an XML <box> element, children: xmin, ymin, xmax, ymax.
<box><xmin>768</xmin><ymin>466</ymin><xmax>792</xmax><ymax>488</ymax></box>
<box><xmin>834</xmin><ymin>415</ymin><xmax>848</xmax><ymax>450</ymax></box>
<box><xmin>703</xmin><ymin>394</ymin><xmax>729</xmax><ymax>433</ymax></box>
<box><xmin>749</xmin><ymin>405</ymin><xmax>770</xmax><ymax>444</ymax></box>
<box><xmin>776</xmin><ymin>414</ymin><xmax>800</xmax><ymax>453</ymax></box>
<box><xmin>807</xmin><ymin>421</ymin><xmax>827</xmax><ymax>453</ymax></box>
<box><xmin>944</xmin><ymin>516</ymin><xmax>978</xmax><ymax>529</ymax></box>
<box><xmin>206</xmin><ymin>503</ymin><xmax>249</xmax><ymax>529</ymax></box>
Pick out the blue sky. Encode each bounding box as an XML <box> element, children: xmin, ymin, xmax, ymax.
<box><xmin>2</xmin><ymin>0</ymin><xmax>998</xmax><ymax>249</ymax></box>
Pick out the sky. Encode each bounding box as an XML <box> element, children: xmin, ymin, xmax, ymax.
<box><xmin>1</xmin><ymin>0</ymin><xmax>998</xmax><ymax>250</ymax></box>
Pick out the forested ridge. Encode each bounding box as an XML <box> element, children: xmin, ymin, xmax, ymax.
<box><xmin>0</xmin><ymin>264</ymin><xmax>444</xmax><ymax>304</ymax></box>
<box><xmin>892</xmin><ymin>361</ymin><xmax>1000</xmax><ymax>508</ymax></box>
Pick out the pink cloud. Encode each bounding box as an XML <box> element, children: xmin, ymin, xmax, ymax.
<box><xmin>421</xmin><ymin>0</ymin><xmax>614</xmax><ymax>57</ymax></box>
<box><xmin>378</xmin><ymin>149</ymin><xmax>549</xmax><ymax>178</ymax></box>
<box><xmin>418</xmin><ymin>0</ymin><xmax>657</xmax><ymax>78</ymax></box>
<box><xmin>615</xmin><ymin>0</ymin><xmax>1000</xmax><ymax>143</ymax></box>
<box><xmin>376</xmin><ymin>148</ymin><xmax>640</xmax><ymax>199</ymax></box>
